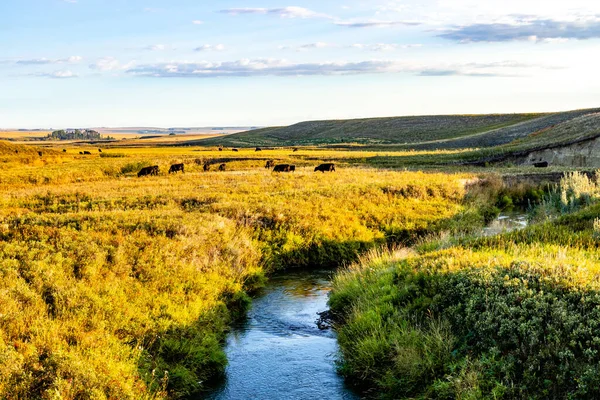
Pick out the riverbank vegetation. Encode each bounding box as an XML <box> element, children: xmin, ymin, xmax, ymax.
<box><xmin>0</xmin><ymin>144</ymin><xmax>478</xmax><ymax>399</ymax></box>
<box><xmin>330</xmin><ymin>171</ymin><xmax>600</xmax><ymax>399</ymax></box>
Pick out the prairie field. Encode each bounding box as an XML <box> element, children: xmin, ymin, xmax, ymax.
<box><xmin>2</xmin><ymin>140</ymin><xmax>599</xmax><ymax>399</ymax></box>
<box><xmin>0</xmin><ymin>142</ymin><xmax>479</xmax><ymax>399</ymax></box>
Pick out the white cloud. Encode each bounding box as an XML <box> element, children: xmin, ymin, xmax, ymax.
<box><xmin>89</xmin><ymin>57</ymin><xmax>134</xmax><ymax>71</ymax></box>
<box><xmin>192</xmin><ymin>20</ymin><xmax>204</xmax><ymax>25</ymax></box>
<box><xmin>146</xmin><ymin>44</ymin><xmax>167</xmax><ymax>51</ymax></box>
<box><xmin>194</xmin><ymin>44</ymin><xmax>226</xmax><ymax>52</ymax></box>
<box><xmin>279</xmin><ymin>42</ymin><xmax>332</xmax><ymax>51</ymax></box>
<box><xmin>351</xmin><ymin>43</ymin><xmax>422</xmax><ymax>51</ymax></box>
<box><xmin>16</xmin><ymin>56</ymin><xmax>83</xmax><ymax>65</ymax></box>
<box><xmin>335</xmin><ymin>19</ymin><xmax>422</xmax><ymax>28</ymax></box>
<box><xmin>126</xmin><ymin>58</ymin><xmax>553</xmax><ymax>79</ymax></box>
<box><xmin>33</xmin><ymin>70</ymin><xmax>78</xmax><ymax>79</ymax></box>
<box><xmin>220</xmin><ymin>6</ymin><xmax>331</xmax><ymax>19</ymax></box>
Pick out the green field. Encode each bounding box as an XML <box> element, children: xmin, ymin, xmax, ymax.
<box><xmin>196</xmin><ymin>108</ymin><xmax>600</xmax><ymax>149</ymax></box>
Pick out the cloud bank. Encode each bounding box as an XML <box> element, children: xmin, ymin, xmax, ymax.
<box><xmin>126</xmin><ymin>58</ymin><xmax>549</xmax><ymax>79</ymax></box>
<box><xmin>440</xmin><ymin>17</ymin><xmax>600</xmax><ymax>42</ymax></box>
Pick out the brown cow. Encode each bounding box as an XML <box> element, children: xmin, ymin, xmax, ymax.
<box><xmin>314</xmin><ymin>163</ymin><xmax>336</xmax><ymax>173</ymax></box>
<box><xmin>218</xmin><ymin>163</ymin><xmax>226</xmax><ymax>171</ymax></box>
<box><xmin>169</xmin><ymin>163</ymin><xmax>185</xmax><ymax>174</ymax></box>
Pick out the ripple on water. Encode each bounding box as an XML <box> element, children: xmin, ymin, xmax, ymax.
<box><xmin>205</xmin><ymin>270</ymin><xmax>359</xmax><ymax>400</ymax></box>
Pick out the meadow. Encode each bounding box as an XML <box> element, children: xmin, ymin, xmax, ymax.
<box><xmin>330</xmin><ymin>171</ymin><xmax>600</xmax><ymax>399</ymax></box>
<box><xmin>0</xmin><ymin>142</ymin><xmax>480</xmax><ymax>399</ymax></box>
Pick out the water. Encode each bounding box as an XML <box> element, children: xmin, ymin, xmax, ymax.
<box><xmin>482</xmin><ymin>212</ymin><xmax>528</xmax><ymax>237</ymax></box>
<box><xmin>205</xmin><ymin>269</ymin><xmax>359</xmax><ymax>400</ymax></box>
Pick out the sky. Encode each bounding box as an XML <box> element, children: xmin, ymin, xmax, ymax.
<box><xmin>1</xmin><ymin>0</ymin><xmax>600</xmax><ymax>128</ymax></box>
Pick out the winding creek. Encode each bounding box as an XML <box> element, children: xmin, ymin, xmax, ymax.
<box><xmin>206</xmin><ymin>269</ymin><xmax>359</xmax><ymax>400</ymax></box>
<box><xmin>205</xmin><ymin>213</ymin><xmax>528</xmax><ymax>399</ymax></box>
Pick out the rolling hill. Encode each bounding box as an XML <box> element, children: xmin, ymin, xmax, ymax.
<box><xmin>196</xmin><ymin>113</ymin><xmax>547</xmax><ymax>147</ymax></box>
<box><xmin>194</xmin><ymin>108</ymin><xmax>600</xmax><ymax>149</ymax></box>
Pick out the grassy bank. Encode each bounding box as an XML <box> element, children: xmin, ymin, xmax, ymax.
<box><xmin>0</xmin><ymin>144</ymin><xmax>474</xmax><ymax>398</ymax></box>
<box><xmin>330</xmin><ymin>172</ymin><xmax>600</xmax><ymax>399</ymax></box>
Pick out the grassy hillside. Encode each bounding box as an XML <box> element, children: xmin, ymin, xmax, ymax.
<box><xmin>196</xmin><ymin>114</ymin><xmax>545</xmax><ymax>147</ymax></box>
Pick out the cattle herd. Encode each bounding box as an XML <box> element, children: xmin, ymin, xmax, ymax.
<box><xmin>137</xmin><ymin>159</ymin><xmax>336</xmax><ymax>178</ymax></box>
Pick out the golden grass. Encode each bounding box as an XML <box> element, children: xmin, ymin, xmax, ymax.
<box><xmin>0</xmin><ymin>143</ymin><xmax>473</xmax><ymax>399</ymax></box>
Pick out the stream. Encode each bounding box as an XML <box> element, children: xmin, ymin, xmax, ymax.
<box><xmin>205</xmin><ymin>214</ymin><xmax>528</xmax><ymax>399</ymax></box>
<box><xmin>206</xmin><ymin>269</ymin><xmax>359</xmax><ymax>400</ymax></box>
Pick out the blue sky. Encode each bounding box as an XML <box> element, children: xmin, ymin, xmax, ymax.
<box><xmin>1</xmin><ymin>0</ymin><xmax>600</xmax><ymax>128</ymax></box>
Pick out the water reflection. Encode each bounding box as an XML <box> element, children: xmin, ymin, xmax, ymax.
<box><xmin>205</xmin><ymin>270</ymin><xmax>359</xmax><ymax>400</ymax></box>
<box><xmin>482</xmin><ymin>212</ymin><xmax>528</xmax><ymax>237</ymax></box>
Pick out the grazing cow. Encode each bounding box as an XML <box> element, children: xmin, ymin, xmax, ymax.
<box><xmin>62</xmin><ymin>149</ymin><xmax>67</xmax><ymax>153</ymax></box>
<box><xmin>255</xmin><ymin>147</ymin><xmax>262</xmax><ymax>152</ymax></box>
<box><xmin>265</xmin><ymin>160</ymin><xmax>275</xmax><ymax>169</ymax></box>
<box><xmin>218</xmin><ymin>146</ymin><xmax>223</xmax><ymax>152</ymax></box>
<box><xmin>83</xmin><ymin>151</ymin><xmax>92</xmax><ymax>155</ymax></box>
<box><xmin>169</xmin><ymin>163</ymin><xmax>185</xmax><ymax>174</ymax></box>
<box><xmin>138</xmin><ymin>166</ymin><xmax>154</xmax><ymax>177</ymax></box>
<box><xmin>534</xmin><ymin>161</ymin><xmax>549</xmax><ymax>168</ymax></box>
<box><xmin>293</xmin><ymin>148</ymin><xmax>299</xmax><ymax>152</ymax></box>
<box><xmin>289</xmin><ymin>165</ymin><xmax>296</xmax><ymax>172</ymax></box>
<box><xmin>203</xmin><ymin>163</ymin><xmax>211</xmax><ymax>172</ymax></box>
<box><xmin>314</xmin><ymin>163</ymin><xmax>336</xmax><ymax>173</ymax></box>
<box><xmin>15</xmin><ymin>150</ymin><xmax>18</xmax><ymax>154</ymax></box>
<box><xmin>232</xmin><ymin>148</ymin><xmax>239</xmax><ymax>152</ymax></box>
<box><xmin>138</xmin><ymin>165</ymin><xmax>159</xmax><ymax>177</ymax></box>
<box><xmin>218</xmin><ymin>163</ymin><xmax>226</xmax><ymax>172</ymax></box>
<box><xmin>273</xmin><ymin>164</ymin><xmax>293</xmax><ymax>173</ymax></box>
<box><xmin>38</xmin><ymin>151</ymin><xmax>43</xmax><ymax>157</ymax></box>
<box><xmin>98</xmin><ymin>149</ymin><xmax>102</xmax><ymax>153</ymax></box>
<box><xmin>79</xmin><ymin>152</ymin><xmax>83</xmax><ymax>155</ymax></box>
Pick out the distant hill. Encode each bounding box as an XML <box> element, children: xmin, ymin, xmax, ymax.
<box><xmin>194</xmin><ymin>108</ymin><xmax>600</xmax><ymax>150</ymax></box>
<box><xmin>196</xmin><ymin>113</ymin><xmax>547</xmax><ymax>147</ymax></box>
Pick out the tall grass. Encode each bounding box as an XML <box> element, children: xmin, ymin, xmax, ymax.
<box><xmin>330</xmin><ymin>174</ymin><xmax>600</xmax><ymax>399</ymax></box>
<box><xmin>0</xmin><ymin>146</ymin><xmax>473</xmax><ymax>399</ymax></box>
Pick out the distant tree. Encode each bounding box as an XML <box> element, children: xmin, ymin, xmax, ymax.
<box><xmin>48</xmin><ymin>129</ymin><xmax>113</xmax><ymax>141</ymax></box>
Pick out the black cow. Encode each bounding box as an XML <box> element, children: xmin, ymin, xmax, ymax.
<box><xmin>265</xmin><ymin>160</ymin><xmax>275</xmax><ymax>169</ymax></box>
<box><xmin>534</xmin><ymin>161</ymin><xmax>549</xmax><ymax>168</ymax></box>
<box><xmin>273</xmin><ymin>164</ymin><xmax>293</xmax><ymax>173</ymax></box>
<box><xmin>314</xmin><ymin>163</ymin><xmax>336</xmax><ymax>173</ymax></box>
<box><xmin>218</xmin><ymin>163</ymin><xmax>226</xmax><ymax>171</ymax></box>
<box><xmin>83</xmin><ymin>151</ymin><xmax>92</xmax><ymax>155</ymax></box>
<box><xmin>203</xmin><ymin>163</ymin><xmax>211</xmax><ymax>172</ymax></box>
<box><xmin>232</xmin><ymin>148</ymin><xmax>239</xmax><ymax>152</ymax></box>
<box><xmin>79</xmin><ymin>152</ymin><xmax>83</xmax><ymax>155</ymax></box>
<box><xmin>293</xmin><ymin>148</ymin><xmax>299</xmax><ymax>152</ymax></box>
<box><xmin>218</xmin><ymin>146</ymin><xmax>223</xmax><ymax>152</ymax></box>
<box><xmin>15</xmin><ymin>150</ymin><xmax>18</xmax><ymax>154</ymax></box>
<box><xmin>169</xmin><ymin>163</ymin><xmax>184</xmax><ymax>174</ymax></box>
<box><xmin>289</xmin><ymin>165</ymin><xmax>296</xmax><ymax>172</ymax></box>
<box><xmin>62</xmin><ymin>149</ymin><xmax>67</xmax><ymax>153</ymax></box>
<box><xmin>138</xmin><ymin>165</ymin><xmax>159</xmax><ymax>177</ymax></box>
<box><xmin>255</xmin><ymin>147</ymin><xmax>262</xmax><ymax>152</ymax></box>
<box><xmin>38</xmin><ymin>151</ymin><xmax>43</xmax><ymax>157</ymax></box>
<box><xmin>98</xmin><ymin>149</ymin><xmax>102</xmax><ymax>153</ymax></box>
